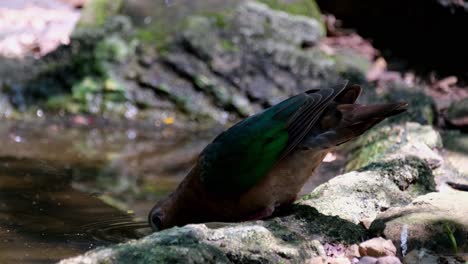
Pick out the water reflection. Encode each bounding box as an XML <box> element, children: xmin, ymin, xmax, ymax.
<box><xmin>0</xmin><ymin>158</ymin><xmax>144</xmax><ymax>263</ymax></box>
<box><xmin>0</xmin><ymin>119</ymin><xmax>215</xmax><ymax>263</ymax></box>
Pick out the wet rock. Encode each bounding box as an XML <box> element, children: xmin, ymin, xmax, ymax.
<box><xmin>370</xmin><ymin>191</ymin><xmax>468</xmax><ymax>254</ymax></box>
<box><xmin>60</xmin><ymin>206</ymin><xmax>366</xmax><ymax>264</ymax></box>
<box><xmin>358</xmin><ymin>237</ymin><xmax>396</xmax><ymax>257</ymax></box>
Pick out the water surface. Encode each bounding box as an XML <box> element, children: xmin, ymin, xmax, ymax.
<box><xmin>0</xmin><ymin>118</ymin><xmax>214</xmax><ymax>263</ymax></box>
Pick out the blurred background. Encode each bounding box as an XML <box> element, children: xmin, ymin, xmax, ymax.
<box><xmin>0</xmin><ymin>0</ymin><xmax>467</xmax><ymax>263</ymax></box>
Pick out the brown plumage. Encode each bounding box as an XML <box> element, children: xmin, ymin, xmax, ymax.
<box><xmin>149</xmin><ymin>83</ymin><xmax>407</xmax><ymax>231</ymax></box>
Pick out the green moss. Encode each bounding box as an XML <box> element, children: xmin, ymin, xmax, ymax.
<box><xmin>95</xmin><ymin>36</ymin><xmax>132</xmax><ymax>62</ymax></box>
<box><xmin>135</xmin><ymin>21</ymin><xmax>172</xmax><ymax>50</ymax></box>
<box><xmin>220</xmin><ymin>39</ymin><xmax>238</xmax><ymax>52</ymax></box>
<box><xmin>45</xmin><ymin>95</ymin><xmax>82</xmax><ymax>113</ymax></box>
<box><xmin>345</xmin><ymin>126</ymin><xmax>400</xmax><ymax>171</ymax></box>
<box><xmin>333</xmin><ymin>50</ymin><xmax>372</xmax><ymax>75</ymax></box>
<box><xmin>199</xmin><ymin>11</ymin><xmax>229</xmax><ymax>29</ymax></box>
<box><xmin>257</xmin><ymin>0</ymin><xmax>323</xmax><ymax>26</ymax></box>
<box><xmin>78</xmin><ymin>0</ymin><xmax>123</xmax><ymax>28</ymax></box>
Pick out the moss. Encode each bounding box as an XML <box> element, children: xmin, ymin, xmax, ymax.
<box><xmin>45</xmin><ymin>95</ymin><xmax>82</xmax><ymax>113</ymax></box>
<box><xmin>199</xmin><ymin>11</ymin><xmax>230</xmax><ymax>29</ymax></box>
<box><xmin>220</xmin><ymin>39</ymin><xmax>238</xmax><ymax>52</ymax></box>
<box><xmin>135</xmin><ymin>21</ymin><xmax>172</xmax><ymax>51</ymax></box>
<box><xmin>333</xmin><ymin>50</ymin><xmax>372</xmax><ymax>76</ymax></box>
<box><xmin>345</xmin><ymin>126</ymin><xmax>400</xmax><ymax>171</ymax></box>
<box><xmin>257</xmin><ymin>0</ymin><xmax>324</xmax><ymax>29</ymax></box>
<box><xmin>78</xmin><ymin>0</ymin><xmax>123</xmax><ymax>28</ymax></box>
<box><xmin>95</xmin><ymin>36</ymin><xmax>133</xmax><ymax>62</ymax></box>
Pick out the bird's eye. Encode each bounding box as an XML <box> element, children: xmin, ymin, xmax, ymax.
<box><xmin>150</xmin><ymin>213</ymin><xmax>162</xmax><ymax>231</ymax></box>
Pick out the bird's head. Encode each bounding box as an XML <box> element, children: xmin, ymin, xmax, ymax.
<box><xmin>148</xmin><ymin>197</ymin><xmax>175</xmax><ymax>231</ymax></box>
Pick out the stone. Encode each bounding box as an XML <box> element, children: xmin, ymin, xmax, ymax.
<box><xmin>300</xmin><ymin>155</ymin><xmax>435</xmax><ymax>224</ymax></box>
<box><xmin>357</xmin><ymin>256</ymin><xmax>378</xmax><ymax>264</ymax></box>
<box><xmin>370</xmin><ymin>191</ymin><xmax>468</xmax><ymax>254</ymax></box>
<box><xmin>358</xmin><ymin>237</ymin><xmax>397</xmax><ymax>257</ymax></box>
<box><xmin>375</xmin><ymin>256</ymin><xmax>401</xmax><ymax>264</ymax></box>
<box><xmin>59</xmin><ymin>203</ymin><xmax>368</xmax><ymax>263</ymax></box>
<box><xmin>345</xmin><ymin>244</ymin><xmax>361</xmax><ymax>259</ymax></box>
<box><xmin>346</xmin><ymin>122</ymin><xmax>442</xmax><ymax>172</ymax></box>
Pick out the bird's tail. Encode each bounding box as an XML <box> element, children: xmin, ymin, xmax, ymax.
<box><xmin>302</xmin><ymin>101</ymin><xmax>407</xmax><ymax>150</ymax></box>
<box><xmin>332</xmin><ymin>102</ymin><xmax>408</xmax><ymax>145</ymax></box>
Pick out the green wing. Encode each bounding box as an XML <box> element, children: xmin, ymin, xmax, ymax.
<box><xmin>199</xmin><ymin>83</ymin><xmax>347</xmax><ymax>194</ymax></box>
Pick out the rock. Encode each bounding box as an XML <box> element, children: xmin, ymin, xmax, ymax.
<box><xmin>343</xmin><ymin>122</ymin><xmax>462</xmax><ymax>191</ymax></box>
<box><xmin>375</xmin><ymin>256</ymin><xmax>401</xmax><ymax>264</ymax></box>
<box><xmin>1</xmin><ymin>0</ymin><xmax>378</xmax><ymax>124</ymax></box>
<box><xmin>326</xmin><ymin>257</ymin><xmax>351</xmax><ymax>264</ymax></box>
<box><xmin>403</xmin><ymin>249</ymin><xmax>465</xmax><ymax>264</ymax></box>
<box><xmin>359</xmin><ymin>237</ymin><xmax>396</xmax><ymax>257</ymax></box>
<box><xmin>345</xmin><ymin>244</ymin><xmax>361</xmax><ymax>259</ymax></box>
<box><xmin>358</xmin><ymin>256</ymin><xmax>402</xmax><ymax>264</ymax></box>
<box><xmin>0</xmin><ymin>93</ymin><xmax>14</xmax><ymax>118</ymax></box>
<box><xmin>256</xmin><ymin>0</ymin><xmax>324</xmax><ymax>23</ymax></box>
<box><xmin>345</xmin><ymin>122</ymin><xmax>442</xmax><ymax>172</ymax></box>
<box><xmin>358</xmin><ymin>237</ymin><xmax>397</xmax><ymax>257</ymax></box>
<box><xmin>77</xmin><ymin>0</ymin><xmax>124</xmax><ymax>28</ymax></box>
<box><xmin>403</xmin><ymin>250</ymin><xmax>438</xmax><ymax>264</ymax></box>
<box><xmin>370</xmin><ymin>191</ymin><xmax>468</xmax><ymax>254</ymax></box>
<box><xmin>58</xmin><ymin>121</ymin><xmax>441</xmax><ymax>263</ymax></box>
<box><xmin>235</xmin><ymin>1</ymin><xmax>325</xmax><ymax>47</ymax></box>
<box><xmin>445</xmin><ymin>97</ymin><xmax>468</xmax><ymax>131</ymax></box>
<box><xmin>358</xmin><ymin>256</ymin><xmax>378</xmax><ymax>264</ymax></box>
<box><xmin>59</xmin><ymin>206</ymin><xmax>367</xmax><ymax>264</ymax></box>
<box><xmin>301</xmin><ymin>154</ymin><xmax>435</xmax><ymax>225</ymax></box>
<box><xmin>440</xmin><ymin>131</ymin><xmax>468</xmax><ymax>186</ymax></box>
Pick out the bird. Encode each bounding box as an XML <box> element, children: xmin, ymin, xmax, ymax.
<box><xmin>148</xmin><ymin>82</ymin><xmax>407</xmax><ymax>231</ymax></box>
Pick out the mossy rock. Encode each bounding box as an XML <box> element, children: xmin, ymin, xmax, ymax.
<box><xmin>345</xmin><ymin>122</ymin><xmax>442</xmax><ymax>172</ymax></box>
<box><xmin>301</xmin><ymin>155</ymin><xmax>435</xmax><ymax>224</ymax></box>
<box><xmin>78</xmin><ymin>0</ymin><xmax>124</xmax><ymax>28</ymax></box>
<box><xmin>256</xmin><ymin>0</ymin><xmax>324</xmax><ymax>29</ymax></box>
<box><xmin>370</xmin><ymin>191</ymin><xmax>468</xmax><ymax>255</ymax></box>
<box><xmin>60</xmin><ymin>208</ymin><xmax>365</xmax><ymax>264</ymax></box>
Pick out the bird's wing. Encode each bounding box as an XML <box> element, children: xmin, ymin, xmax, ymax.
<box><xmin>199</xmin><ymin>83</ymin><xmax>348</xmax><ymax>195</ymax></box>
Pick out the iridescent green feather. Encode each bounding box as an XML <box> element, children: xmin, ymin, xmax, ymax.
<box><xmin>199</xmin><ymin>94</ymin><xmax>308</xmax><ymax>194</ymax></box>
